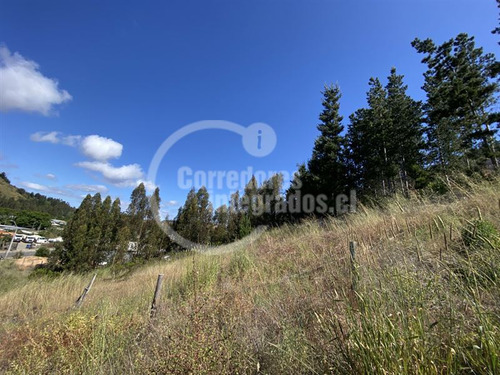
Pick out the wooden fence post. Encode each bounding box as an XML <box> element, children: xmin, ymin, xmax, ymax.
<box><xmin>150</xmin><ymin>274</ymin><xmax>164</xmax><ymax>318</ymax></box>
<box><xmin>75</xmin><ymin>274</ymin><xmax>97</xmax><ymax>308</ymax></box>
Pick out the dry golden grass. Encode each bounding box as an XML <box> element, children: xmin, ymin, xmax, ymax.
<box><xmin>0</xmin><ymin>177</ymin><xmax>499</xmax><ymax>374</ymax></box>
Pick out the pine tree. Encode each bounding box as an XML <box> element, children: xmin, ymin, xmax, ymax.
<box><xmin>493</xmin><ymin>0</ymin><xmax>500</xmax><ymax>45</ymax></box>
<box><xmin>258</xmin><ymin>173</ymin><xmax>285</xmax><ymax>226</ymax></box>
<box><xmin>307</xmin><ymin>84</ymin><xmax>348</xmax><ymax>209</ymax></box>
<box><xmin>346</xmin><ymin>80</ymin><xmax>390</xmax><ymax>195</ymax></box>
<box><xmin>286</xmin><ymin>163</ymin><xmax>312</xmax><ymax>221</ymax></box>
<box><xmin>385</xmin><ymin>68</ymin><xmax>425</xmax><ymax>192</ymax></box>
<box><xmin>412</xmin><ymin>34</ymin><xmax>499</xmax><ymax>172</ymax></box>
<box><xmin>238</xmin><ymin>213</ymin><xmax>252</xmax><ymax>238</ymax></box>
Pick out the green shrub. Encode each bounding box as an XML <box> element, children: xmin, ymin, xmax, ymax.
<box><xmin>462</xmin><ymin>219</ymin><xmax>499</xmax><ymax>250</ymax></box>
<box><xmin>29</xmin><ymin>264</ymin><xmax>61</xmax><ymax>279</ymax></box>
<box><xmin>35</xmin><ymin>246</ymin><xmax>51</xmax><ymax>257</ymax></box>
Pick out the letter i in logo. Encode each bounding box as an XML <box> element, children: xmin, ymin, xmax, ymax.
<box><xmin>257</xmin><ymin>130</ymin><xmax>262</xmax><ymax>150</ymax></box>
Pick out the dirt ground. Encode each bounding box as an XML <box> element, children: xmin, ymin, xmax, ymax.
<box><xmin>14</xmin><ymin>256</ymin><xmax>48</xmax><ymax>271</ymax></box>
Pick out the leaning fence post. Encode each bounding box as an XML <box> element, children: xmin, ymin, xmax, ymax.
<box><xmin>150</xmin><ymin>274</ymin><xmax>164</xmax><ymax>318</ymax></box>
<box><xmin>75</xmin><ymin>274</ymin><xmax>97</xmax><ymax>308</ymax></box>
<box><xmin>349</xmin><ymin>241</ymin><xmax>358</xmax><ymax>291</ymax></box>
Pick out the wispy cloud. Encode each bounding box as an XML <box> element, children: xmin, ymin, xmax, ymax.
<box><xmin>34</xmin><ymin>172</ymin><xmax>57</xmax><ymax>181</ymax></box>
<box><xmin>0</xmin><ymin>46</ymin><xmax>72</xmax><ymax>115</ymax></box>
<box><xmin>30</xmin><ymin>131</ymin><xmax>156</xmax><ymax>189</ymax></box>
<box><xmin>20</xmin><ymin>181</ymin><xmax>72</xmax><ymax>197</ymax></box>
<box><xmin>76</xmin><ymin>161</ymin><xmax>144</xmax><ymax>187</ymax></box>
<box><xmin>0</xmin><ymin>153</ymin><xmax>18</xmax><ymax>169</ymax></box>
<box><xmin>20</xmin><ymin>181</ymin><xmax>110</xmax><ymax>199</ymax></box>
<box><xmin>30</xmin><ymin>131</ymin><xmax>81</xmax><ymax>146</ymax></box>
<box><xmin>65</xmin><ymin>184</ymin><xmax>108</xmax><ymax>194</ymax></box>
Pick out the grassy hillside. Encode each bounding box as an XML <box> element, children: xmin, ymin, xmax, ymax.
<box><xmin>0</xmin><ymin>176</ymin><xmax>24</xmax><ymax>201</ymax></box>
<box><xmin>0</xmin><ymin>172</ymin><xmax>74</xmax><ymax>220</ymax></box>
<box><xmin>0</xmin><ymin>178</ymin><xmax>499</xmax><ymax>374</ymax></box>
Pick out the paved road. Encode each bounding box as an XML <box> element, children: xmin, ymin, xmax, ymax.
<box><xmin>0</xmin><ymin>242</ymin><xmax>48</xmax><ymax>258</ymax></box>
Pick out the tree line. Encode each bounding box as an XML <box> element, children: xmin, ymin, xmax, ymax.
<box><xmin>56</xmin><ymin>30</ymin><xmax>499</xmax><ymax>271</ymax></box>
<box><xmin>0</xmin><ymin>172</ymin><xmax>75</xmax><ymax>220</ymax></box>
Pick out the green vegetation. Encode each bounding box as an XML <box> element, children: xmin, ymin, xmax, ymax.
<box><xmin>35</xmin><ymin>247</ymin><xmax>50</xmax><ymax>257</ymax></box>
<box><xmin>0</xmin><ymin>260</ymin><xmax>30</xmax><ymax>294</ymax></box>
<box><xmin>0</xmin><ymin>207</ymin><xmax>51</xmax><ymax>229</ymax></box>
<box><xmin>0</xmin><ymin>173</ymin><xmax>74</xmax><ymax>221</ymax></box>
<box><xmin>0</xmin><ymin>178</ymin><xmax>499</xmax><ymax>374</ymax></box>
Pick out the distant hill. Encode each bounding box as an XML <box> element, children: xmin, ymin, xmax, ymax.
<box><xmin>0</xmin><ymin>172</ymin><xmax>74</xmax><ymax>220</ymax></box>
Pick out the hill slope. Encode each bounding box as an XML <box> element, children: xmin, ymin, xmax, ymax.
<box><xmin>0</xmin><ymin>178</ymin><xmax>499</xmax><ymax>374</ymax></box>
<box><xmin>0</xmin><ymin>175</ymin><xmax>24</xmax><ymax>200</ymax></box>
<box><xmin>0</xmin><ymin>172</ymin><xmax>74</xmax><ymax>219</ymax></box>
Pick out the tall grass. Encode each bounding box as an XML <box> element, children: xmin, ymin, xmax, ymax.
<box><xmin>0</xmin><ymin>177</ymin><xmax>499</xmax><ymax>374</ymax></box>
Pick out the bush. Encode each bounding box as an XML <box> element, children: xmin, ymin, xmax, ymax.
<box><xmin>462</xmin><ymin>219</ymin><xmax>499</xmax><ymax>250</ymax></box>
<box><xmin>35</xmin><ymin>247</ymin><xmax>51</xmax><ymax>257</ymax></box>
<box><xmin>29</xmin><ymin>264</ymin><xmax>61</xmax><ymax>279</ymax></box>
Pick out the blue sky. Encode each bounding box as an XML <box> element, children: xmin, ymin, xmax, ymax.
<box><xmin>0</xmin><ymin>0</ymin><xmax>498</xmax><ymax>218</ymax></box>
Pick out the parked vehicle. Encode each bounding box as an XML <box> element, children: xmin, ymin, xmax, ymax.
<box><xmin>13</xmin><ymin>234</ymin><xmax>25</xmax><ymax>242</ymax></box>
<box><xmin>24</xmin><ymin>236</ymin><xmax>37</xmax><ymax>243</ymax></box>
<box><xmin>48</xmin><ymin>237</ymin><xmax>63</xmax><ymax>243</ymax></box>
<box><xmin>36</xmin><ymin>237</ymin><xmax>48</xmax><ymax>244</ymax></box>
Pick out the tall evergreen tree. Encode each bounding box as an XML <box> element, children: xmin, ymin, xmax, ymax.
<box><xmin>306</xmin><ymin>84</ymin><xmax>348</xmax><ymax>212</ymax></box>
<box><xmin>127</xmin><ymin>183</ymin><xmax>149</xmax><ymax>254</ymax></box>
<box><xmin>56</xmin><ymin>194</ymin><xmax>109</xmax><ymax>271</ymax></box>
<box><xmin>385</xmin><ymin>68</ymin><xmax>425</xmax><ymax>192</ymax></box>
<box><xmin>412</xmin><ymin>34</ymin><xmax>499</xmax><ymax>172</ymax></box>
<box><xmin>347</xmin><ymin>79</ymin><xmax>392</xmax><ymax>195</ymax></box>
<box><xmin>196</xmin><ymin>187</ymin><xmax>213</xmax><ymax>244</ymax></box>
<box><xmin>258</xmin><ymin>173</ymin><xmax>285</xmax><ymax>226</ymax></box>
<box><xmin>96</xmin><ymin>195</ymin><xmax>113</xmax><ymax>263</ymax></box>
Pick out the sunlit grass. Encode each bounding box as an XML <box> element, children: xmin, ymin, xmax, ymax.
<box><xmin>1</xmin><ymin>177</ymin><xmax>499</xmax><ymax>374</ymax></box>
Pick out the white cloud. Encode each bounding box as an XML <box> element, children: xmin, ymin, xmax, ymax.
<box><xmin>76</xmin><ymin>161</ymin><xmax>144</xmax><ymax>187</ymax></box>
<box><xmin>30</xmin><ymin>131</ymin><xmax>82</xmax><ymax>146</ymax></box>
<box><xmin>62</xmin><ymin>135</ymin><xmax>81</xmax><ymax>146</ymax></box>
<box><xmin>80</xmin><ymin>135</ymin><xmax>123</xmax><ymax>161</ymax></box>
<box><xmin>29</xmin><ymin>130</ymin><xmax>148</xmax><ymax>190</ymax></box>
<box><xmin>34</xmin><ymin>172</ymin><xmax>57</xmax><ymax>180</ymax></box>
<box><xmin>21</xmin><ymin>182</ymin><xmax>49</xmax><ymax>192</ymax></box>
<box><xmin>0</xmin><ymin>46</ymin><xmax>72</xmax><ymax>115</ymax></box>
<box><xmin>20</xmin><ymin>181</ymin><xmax>109</xmax><ymax>200</ymax></box>
<box><xmin>20</xmin><ymin>181</ymin><xmax>71</xmax><ymax>197</ymax></box>
<box><xmin>30</xmin><ymin>132</ymin><xmax>123</xmax><ymax>162</ymax></box>
<box><xmin>30</xmin><ymin>131</ymin><xmax>60</xmax><ymax>144</ymax></box>
<box><xmin>66</xmin><ymin>184</ymin><xmax>108</xmax><ymax>193</ymax></box>
<box><xmin>165</xmin><ymin>200</ymin><xmax>179</xmax><ymax>206</ymax></box>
